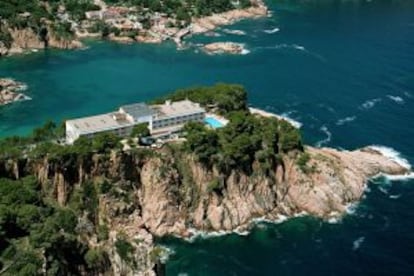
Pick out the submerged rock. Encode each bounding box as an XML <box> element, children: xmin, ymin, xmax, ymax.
<box><xmin>0</xmin><ymin>78</ymin><xmax>30</xmax><ymax>106</ymax></box>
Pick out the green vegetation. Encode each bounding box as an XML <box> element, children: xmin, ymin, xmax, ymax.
<box><xmin>207</xmin><ymin>178</ymin><xmax>221</xmax><ymax>193</ymax></box>
<box><xmin>0</xmin><ymin>83</ymin><xmax>305</xmax><ymax>272</ymax></box>
<box><xmin>0</xmin><ymin>0</ymin><xmax>252</xmax><ymax>50</ymax></box>
<box><xmin>0</xmin><ymin>122</ymin><xmax>122</xmax><ymax>161</ymax></box>
<box><xmin>85</xmin><ymin>247</ymin><xmax>108</xmax><ymax>270</ymax></box>
<box><xmin>0</xmin><ymin>176</ymin><xmax>90</xmax><ymax>274</ymax></box>
<box><xmin>103</xmin><ymin>0</ymin><xmax>244</xmax><ymax>18</ymax></box>
<box><xmin>153</xmin><ymin>83</ymin><xmax>248</xmax><ymax>116</ymax></box>
<box><xmin>63</xmin><ymin>0</ymin><xmax>101</xmax><ymax>21</ymax></box>
<box><xmin>297</xmin><ymin>152</ymin><xmax>310</xmax><ymax>172</ymax></box>
<box><xmin>184</xmin><ymin>111</ymin><xmax>302</xmax><ymax>174</ymax></box>
<box><xmin>149</xmin><ymin>246</ymin><xmax>164</xmax><ymax>262</ymax></box>
<box><xmin>158</xmin><ymin>83</ymin><xmax>303</xmax><ymax>176</ymax></box>
<box><xmin>131</xmin><ymin>122</ymin><xmax>150</xmax><ymax>138</ymax></box>
<box><xmin>296</xmin><ymin>152</ymin><xmax>316</xmax><ymax>174</ymax></box>
<box><xmin>115</xmin><ymin>235</ymin><xmax>136</xmax><ymax>265</ymax></box>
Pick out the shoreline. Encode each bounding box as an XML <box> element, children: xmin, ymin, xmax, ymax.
<box><xmin>0</xmin><ymin>1</ymin><xmax>269</xmax><ymax>58</ymax></box>
<box><xmin>166</xmin><ymin>149</ymin><xmax>413</xmax><ymax>242</ymax></box>
<box><xmin>249</xmin><ymin>107</ymin><xmax>303</xmax><ymax>128</ymax></box>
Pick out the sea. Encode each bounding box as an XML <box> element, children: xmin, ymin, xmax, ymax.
<box><xmin>1</xmin><ymin>0</ymin><xmax>413</xmax><ymax>275</ymax></box>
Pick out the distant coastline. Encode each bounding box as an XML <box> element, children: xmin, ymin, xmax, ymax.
<box><xmin>0</xmin><ymin>0</ymin><xmax>268</xmax><ymax>58</ymax></box>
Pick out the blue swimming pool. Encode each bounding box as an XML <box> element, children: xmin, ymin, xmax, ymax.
<box><xmin>204</xmin><ymin>117</ymin><xmax>224</xmax><ymax>129</ymax></box>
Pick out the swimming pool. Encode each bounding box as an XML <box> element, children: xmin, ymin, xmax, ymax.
<box><xmin>204</xmin><ymin>117</ymin><xmax>224</xmax><ymax>129</ymax></box>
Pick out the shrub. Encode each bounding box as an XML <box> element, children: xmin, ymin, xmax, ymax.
<box><xmin>115</xmin><ymin>236</ymin><xmax>134</xmax><ymax>263</ymax></box>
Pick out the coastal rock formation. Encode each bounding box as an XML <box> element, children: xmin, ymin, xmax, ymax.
<box><xmin>2</xmin><ymin>145</ymin><xmax>409</xmax><ymax>235</ymax></box>
<box><xmin>0</xmin><ymin>42</ymin><xmax>8</xmax><ymax>56</ymax></box>
<box><xmin>0</xmin><ymin>78</ymin><xmax>29</xmax><ymax>105</ymax></box>
<box><xmin>203</xmin><ymin>42</ymin><xmax>247</xmax><ymax>55</ymax></box>
<box><xmin>191</xmin><ymin>1</ymin><xmax>268</xmax><ymax>34</ymax></box>
<box><xmin>0</xmin><ymin>143</ymin><xmax>410</xmax><ymax>274</ymax></box>
<box><xmin>0</xmin><ymin>0</ymin><xmax>268</xmax><ymax>57</ymax></box>
<box><xmin>137</xmin><ymin>146</ymin><xmax>408</xmax><ymax>236</ymax></box>
<box><xmin>1</xmin><ymin>27</ymin><xmax>83</xmax><ymax>56</ymax></box>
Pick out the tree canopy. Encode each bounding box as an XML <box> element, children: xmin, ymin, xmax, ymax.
<box><xmin>184</xmin><ymin>110</ymin><xmax>303</xmax><ymax>174</ymax></box>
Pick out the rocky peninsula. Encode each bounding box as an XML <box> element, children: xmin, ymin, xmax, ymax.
<box><xmin>0</xmin><ymin>78</ymin><xmax>29</xmax><ymax>105</ymax></box>
<box><xmin>0</xmin><ymin>84</ymin><xmax>411</xmax><ymax>275</ymax></box>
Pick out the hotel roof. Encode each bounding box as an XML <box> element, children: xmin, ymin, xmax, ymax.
<box><xmin>153</xmin><ymin>100</ymin><xmax>205</xmax><ymax>119</ymax></box>
<box><xmin>120</xmin><ymin>102</ymin><xmax>154</xmax><ymax>119</ymax></box>
<box><xmin>67</xmin><ymin>113</ymin><xmax>132</xmax><ymax>134</ymax></box>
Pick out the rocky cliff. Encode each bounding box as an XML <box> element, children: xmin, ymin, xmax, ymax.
<box><xmin>2</xmin><ymin>145</ymin><xmax>409</xmax><ymax>234</ymax></box>
<box><xmin>137</xmin><ymin>146</ymin><xmax>408</xmax><ymax>236</ymax></box>
<box><xmin>1</xmin><ymin>27</ymin><xmax>82</xmax><ymax>56</ymax></box>
<box><xmin>0</xmin><ymin>145</ymin><xmax>409</xmax><ymax>275</ymax></box>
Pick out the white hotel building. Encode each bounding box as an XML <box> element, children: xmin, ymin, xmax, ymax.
<box><xmin>65</xmin><ymin>100</ymin><xmax>206</xmax><ymax>144</ymax></box>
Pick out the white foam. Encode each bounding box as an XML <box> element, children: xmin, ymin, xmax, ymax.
<box><xmin>204</xmin><ymin>32</ymin><xmax>221</xmax><ymax>37</ymax></box>
<box><xmin>315</xmin><ymin>125</ymin><xmax>332</xmax><ymax>147</ymax></box>
<box><xmin>327</xmin><ymin>212</ymin><xmax>342</xmax><ymax>224</ymax></box>
<box><xmin>389</xmin><ymin>194</ymin><xmax>401</xmax><ymax>199</ymax></box>
<box><xmin>387</xmin><ymin>95</ymin><xmax>404</xmax><ymax>104</ymax></box>
<box><xmin>292</xmin><ymin>44</ymin><xmax>305</xmax><ymax>51</ymax></box>
<box><xmin>222</xmin><ymin>29</ymin><xmax>246</xmax><ymax>35</ymax></box>
<box><xmin>380</xmin><ymin>172</ymin><xmax>414</xmax><ymax>181</ymax></box>
<box><xmin>182</xmin><ymin>213</ymin><xmax>305</xmax><ymax>242</ymax></box>
<box><xmin>13</xmin><ymin>83</ymin><xmax>28</xmax><ymax>91</ymax></box>
<box><xmin>336</xmin><ymin>116</ymin><xmax>357</xmax><ymax>126</ymax></box>
<box><xmin>346</xmin><ymin>202</ymin><xmax>359</xmax><ymax>215</ymax></box>
<box><xmin>368</xmin><ymin>145</ymin><xmax>411</xmax><ymax>170</ymax></box>
<box><xmin>280</xmin><ymin>111</ymin><xmax>303</xmax><ymax>128</ymax></box>
<box><xmin>157</xmin><ymin>245</ymin><xmax>175</xmax><ymax>264</ymax></box>
<box><xmin>403</xmin><ymin>91</ymin><xmax>412</xmax><ymax>98</ymax></box>
<box><xmin>352</xmin><ymin>236</ymin><xmax>365</xmax><ymax>251</ymax></box>
<box><xmin>240</xmin><ymin>48</ymin><xmax>251</xmax><ymax>55</ymax></box>
<box><xmin>378</xmin><ymin>186</ymin><xmax>389</xmax><ymax>195</ymax></box>
<box><xmin>263</xmin><ymin>27</ymin><xmax>280</xmax><ymax>34</ymax></box>
<box><xmin>256</xmin><ymin>44</ymin><xmax>305</xmax><ymax>51</ymax></box>
<box><xmin>360</xmin><ymin>98</ymin><xmax>382</xmax><ymax>110</ymax></box>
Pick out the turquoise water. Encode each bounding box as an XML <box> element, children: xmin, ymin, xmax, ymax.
<box><xmin>204</xmin><ymin>117</ymin><xmax>224</xmax><ymax>128</ymax></box>
<box><xmin>1</xmin><ymin>0</ymin><xmax>414</xmax><ymax>275</ymax></box>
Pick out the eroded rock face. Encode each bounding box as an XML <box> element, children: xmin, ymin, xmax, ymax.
<box><xmin>1</xmin><ymin>27</ymin><xmax>83</xmax><ymax>56</ymax></box>
<box><xmin>0</xmin><ymin>42</ymin><xmax>8</xmax><ymax>56</ymax></box>
<box><xmin>0</xmin><ymin>145</ymin><xmax>409</xmax><ymax>273</ymax></box>
<box><xmin>191</xmin><ymin>1</ymin><xmax>268</xmax><ymax>34</ymax></box>
<box><xmin>3</xmin><ymin>146</ymin><xmax>409</xmax><ymax>236</ymax></box>
<box><xmin>138</xmin><ymin>146</ymin><xmax>409</xmax><ymax>236</ymax></box>
<box><xmin>283</xmin><ymin>147</ymin><xmax>408</xmax><ymax>217</ymax></box>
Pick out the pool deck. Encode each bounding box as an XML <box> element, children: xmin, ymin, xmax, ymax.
<box><xmin>249</xmin><ymin>107</ymin><xmax>301</xmax><ymax>128</ymax></box>
<box><xmin>205</xmin><ymin>113</ymin><xmax>229</xmax><ymax>127</ymax></box>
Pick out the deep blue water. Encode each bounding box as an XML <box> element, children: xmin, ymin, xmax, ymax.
<box><xmin>1</xmin><ymin>0</ymin><xmax>413</xmax><ymax>275</ymax></box>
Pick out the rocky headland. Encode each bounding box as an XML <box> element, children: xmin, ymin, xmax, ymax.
<box><xmin>191</xmin><ymin>2</ymin><xmax>267</xmax><ymax>35</ymax></box>
<box><xmin>0</xmin><ymin>85</ymin><xmax>410</xmax><ymax>275</ymax></box>
<box><xmin>0</xmin><ymin>78</ymin><xmax>30</xmax><ymax>105</ymax></box>
<box><xmin>0</xmin><ymin>143</ymin><xmax>409</xmax><ymax>274</ymax></box>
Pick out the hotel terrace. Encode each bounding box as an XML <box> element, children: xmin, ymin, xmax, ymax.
<box><xmin>65</xmin><ymin>100</ymin><xmax>206</xmax><ymax>144</ymax></box>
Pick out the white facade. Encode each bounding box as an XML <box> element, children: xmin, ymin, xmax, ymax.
<box><xmin>65</xmin><ymin>100</ymin><xmax>206</xmax><ymax>144</ymax></box>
